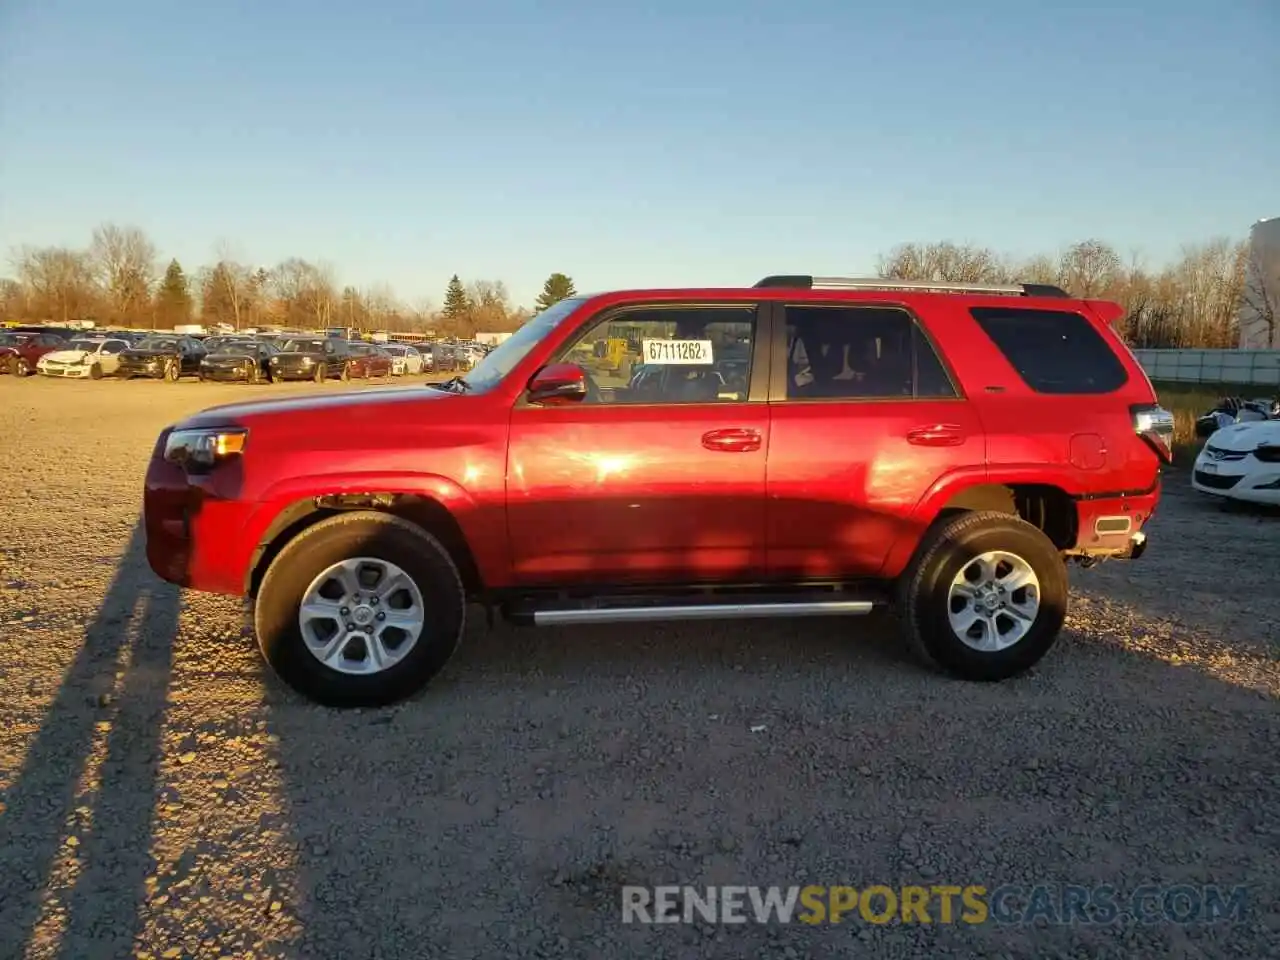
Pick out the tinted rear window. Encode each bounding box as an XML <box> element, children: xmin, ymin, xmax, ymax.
<box><xmin>970</xmin><ymin>307</ymin><xmax>1128</xmax><ymax>394</ymax></box>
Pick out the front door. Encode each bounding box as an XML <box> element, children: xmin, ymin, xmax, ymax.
<box><xmin>765</xmin><ymin>302</ymin><xmax>986</xmax><ymax>578</ymax></box>
<box><xmin>506</xmin><ymin>302</ymin><xmax>770</xmax><ymax>586</ymax></box>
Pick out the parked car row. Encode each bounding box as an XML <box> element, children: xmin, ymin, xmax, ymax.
<box><xmin>0</xmin><ymin>325</ymin><xmax>437</xmax><ymax>384</ymax></box>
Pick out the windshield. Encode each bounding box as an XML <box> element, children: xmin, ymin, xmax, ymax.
<box><xmin>282</xmin><ymin>339</ymin><xmax>326</xmax><ymax>353</ymax></box>
<box><xmin>384</xmin><ymin>345</ymin><xmax>406</xmax><ymax>355</ymax></box>
<box><xmin>136</xmin><ymin>337</ymin><xmax>177</xmax><ymax>350</ymax></box>
<box><xmin>462</xmin><ymin>298</ymin><xmax>585</xmax><ymax>391</ymax></box>
<box><xmin>0</xmin><ymin>333</ymin><xmax>34</xmax><ymax>347</ymax></box>
<box><xmin>68</xmin><ymin>340</ymin><xmax>100</xmax><ymax>351</ymax></box>
<box><xmin>216</xmin><ymin>342</ymin><xmax>257</xmax><ymax>356</ymax></box>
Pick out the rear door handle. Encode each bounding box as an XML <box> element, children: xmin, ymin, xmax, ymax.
<box><xmin>906</xmin><ymin>424</ymin><xmax>965</xmax><ymax>446</ymax></box>
<box><xmin>702</xmin><ymin>428</ymin><xmax>762</xmax><ymax>453</ymax></box>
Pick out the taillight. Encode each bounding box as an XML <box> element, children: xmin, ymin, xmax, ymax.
<box><xmin>1131</xmin><ymin>403</ymin><xmax>1175</xmax><ymax>464</ymax></box>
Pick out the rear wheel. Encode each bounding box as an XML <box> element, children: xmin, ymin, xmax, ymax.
<box><xmin>341</xmin><ymin>363</ymin><xmax>352</xmax><ymax>382</ymax></box>
<box><xmin>254</xmin><ymin>512</ymin><xmax>466</xmax><ymax>707</ymax></box>
<box><xmin>898</xmin><ymin>511</ymin><xmax>1068</xmax><ymax>682</ymax></box>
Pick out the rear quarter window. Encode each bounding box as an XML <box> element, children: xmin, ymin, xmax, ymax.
<box><xmin>970</xmin><ymin>306</ymin><xmax>1129</xmax><ymax>395</ymax></box>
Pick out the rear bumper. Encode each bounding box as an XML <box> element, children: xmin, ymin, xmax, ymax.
<box><xmin>1066</xmin><ymin>482</ymin><xmax>1160</xmax><ymax>560</ymax></box>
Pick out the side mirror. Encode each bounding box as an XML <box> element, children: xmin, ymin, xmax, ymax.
<box><xmin>527</xmin><ymin>363</ymin><xmax>588</xmax><ymax>405</ymax></box>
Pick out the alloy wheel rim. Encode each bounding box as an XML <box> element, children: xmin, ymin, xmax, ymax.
<box><xmin>946</xmin><ymin>550</ymin><xmax>1041</xmax><ymax>652</ymax></box>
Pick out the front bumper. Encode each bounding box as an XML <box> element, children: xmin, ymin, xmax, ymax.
<box><xmin>270</xmin><ymin>362</ymin><xmax>317</xmax><ymax>380</ymax></box>
<box><xmin>202</xmin><ymin>365</ymin><xmax>255</xmax><ymax>382</ymax></box>
<box><xmin>144</xmin><ymin>447</ymin><xmax>256</xmax><ymax>595</ymax></box>
<box><xmin>39</xmin><ymin>363</ymin><xmax>94</xmax><ymax>378</ymax></box>
<box><xmin>118</xmin><ymin>361</ymin><xmax>167</xmax><ymax>379</ymax></box>
<box><xmin>1191</xmin><ymin>458</ymin><xmax>1280</xmax><ymax>505</ymax></box>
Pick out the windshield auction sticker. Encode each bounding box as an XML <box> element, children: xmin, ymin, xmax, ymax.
<box><xmin>642</xmin><ymin>339</ymin><xmax>714</xmax><ymax>364</ymax></box>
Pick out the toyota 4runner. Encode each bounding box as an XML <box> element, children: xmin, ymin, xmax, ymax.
<box><xmin>144</xmin><ymin>276</ymin><xmax>1174</xmax><ymax>707</ymax></box>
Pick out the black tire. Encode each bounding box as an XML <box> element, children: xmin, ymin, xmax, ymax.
<box><xmin>340</xmin><ymin>363</ymin><xmax>351</xmax><ymax>382</ymax></box>
<box><xmin>314</xmin><ymin>364</ymin><xmax>325</xmax><ymax>384</ymax></box>
<box><xmin>11</xmin><ymin>356</ymin><xmax>28</xmax><ymax>377</ymax></box>
<box><xmin>897</xmin><ymin>511</ymin><xmax>1068</xmax><ymax>682</ymax></box>
<box><xmin>165</xmin><ymin>359</ymin><xmax>180</xmax><ymax>382</ymax></box>
<box><xmin>254</xmin><ymin>512</ymin><xmax>466</xmax><ymax>707</ymax></box>
<box><xmin>89</xmin><ymin>363</ymin><xmax>103</xmax><ymax>380</ymax></box>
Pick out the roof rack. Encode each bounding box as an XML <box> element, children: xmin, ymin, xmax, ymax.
<box><xmin>753</xmin><ymin>275</ymin><xmax>1070</xmax><ymax>298</ymax></box>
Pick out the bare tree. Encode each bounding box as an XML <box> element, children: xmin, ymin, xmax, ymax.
<box><xmin>1057</xmin><ymin>239</ymin><xmax>1122</xmax><ymax>298</ymax></box>
<box><xmin>90</xmin><ymin>223</ymin><xmax>157</xmax><ymax>323</ymax></box>
<box><xmin>1241</xmin><ymin>242</ymin><xmax>1278</xmax><ymax>348</ymax></box>
<box><xmin>877</xmin><ymin>241</ymin><xmax>1006</xmax><ymax>283</ymax></box>
<box><xmin>13</xmin><ymin>245</ymin><xmax>99</xmax><ymax>323</ymax></box>
<box><xmin>201</xmin><ymin>259</ymin><xmax>250</xmax><ymax>329</ymax></box>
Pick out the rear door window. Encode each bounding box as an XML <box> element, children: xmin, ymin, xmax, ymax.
<box><xmin>970</xmin><ymin>306</ymin><xmax>1128</xmax><ymax>394</ymax></box>
<box><xmin>783</xmin><ymin>305</ymin><xmax>958</xmax><ymax>400</ymax></box>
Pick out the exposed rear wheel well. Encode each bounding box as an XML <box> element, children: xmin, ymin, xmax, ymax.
<box><xmin>248</xmin><ymin>493</ymin><xmax>483</xmax><ymax>598</ymax></box>
<box><xmin>934</xmin><ymin>483</ymin><xmax>1076</xmax><ymax>550</ymax></box>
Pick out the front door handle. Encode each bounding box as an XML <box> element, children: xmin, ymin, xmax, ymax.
<box><xmin>906</xmin><ymin>424</ymin><xmax>965</xmax><ymax>446</ymax></box>
<box><xmin>702</xmin><ymin>428</ymin><xmax>762</xmax><ymax>453</ymax></box>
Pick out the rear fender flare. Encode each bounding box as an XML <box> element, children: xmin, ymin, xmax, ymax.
<box><xmin>881</xmin><ymin>466</ymin><xmax>1081</xmax><ymax>578</ymax></box>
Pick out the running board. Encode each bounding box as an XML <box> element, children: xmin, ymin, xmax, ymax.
<box><xmin>530</xmin><ymin>599</ymin><xmax>875</xmax><ymax>626</ymax></box>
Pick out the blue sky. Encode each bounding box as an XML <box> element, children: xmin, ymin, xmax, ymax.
<box><xmin>1</xmin><ymin>0</ymin><xmax>1276</xmax><ymax>308</ymax></box>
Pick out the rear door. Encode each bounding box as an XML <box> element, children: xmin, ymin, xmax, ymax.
<box><xmin>764</xmin><ymin>302</ymin><xmax>986</xmax><ymax>578</ymax></box>
<box><xmin>506</xmin><ymin>301</ymin><xmax>772</xmax><ymax>585</ymax></box>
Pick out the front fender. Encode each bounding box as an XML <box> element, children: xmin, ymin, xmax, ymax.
<box><xmin>238</xmin><ymin>469</ymin><xmax>509</xmax><ymax>587</ymax></box>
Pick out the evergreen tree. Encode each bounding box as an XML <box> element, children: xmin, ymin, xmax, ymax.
<box><xmin>442</xmin><ymin>274</ymin><xmax>471</xmax><ymax>322</ymax></box>
<box><xmin>154</xmin><ymin>258</ymin><xmax>192</xmax><ymax>329</ymax></box>
<box><xmin>535</xmin><ymin>272</ymin><xmax>576</xmax><ymax>313</ymax></box>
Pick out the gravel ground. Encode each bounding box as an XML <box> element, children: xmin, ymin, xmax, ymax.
<box><xmin>1</xmin><ymin>375</ymin><xmax>1277</xmax><ymax>960</ymax></box>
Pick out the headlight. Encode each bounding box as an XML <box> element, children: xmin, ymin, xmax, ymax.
<box><xmin>163</xmin><ymin>428</ymin><xmax>248</xmax><ymax>470</ymax></box>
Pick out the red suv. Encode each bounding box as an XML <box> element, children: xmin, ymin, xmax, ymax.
<box><xmin>144</xmin><ymin>277</ymin><xmax>1173</xmax><ymax>707</ymax></box>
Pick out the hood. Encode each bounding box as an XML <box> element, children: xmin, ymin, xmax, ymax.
<box><xmin>42</xmin><ymin>349</ymin><xmax>93</xmax><ymax>364</ymax></box>
<box><xmin>122</xmin><ymin>348</ymin><xmax>177</xmax><ymax>360</ymax></box>
<box><xmin>204</xmin><ymin>352</ymin><xmax>257</xmax><ymax>363</ymax></box>
<box><xmin>0</xmin><ymin>347</ymin><xmax>16</xmax><ymax>357</ymax></box>
<box><xmin>1205</xmin><ymin>419</ymin><xmax>1280</xmax><ymax>452</ymax></box>
<box><xmin>178</xmin><ymin>383</ymin><xmax>461</xmax><ymax>429</ymax></box>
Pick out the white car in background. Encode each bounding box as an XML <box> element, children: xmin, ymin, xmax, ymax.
<box><xmin>1192</xmin><ymin>419</ymin><xmax>1280</xmax><ymax>506</ymax></box>
<box><xmin>37</xmin><ymin>337</ymin><xmax>131</xmax><ymax>379</ymax></box>
<box><xmin>382</xmin><ymin>343</ymin><xmax>425</xmax><ymax>376</ymax></box>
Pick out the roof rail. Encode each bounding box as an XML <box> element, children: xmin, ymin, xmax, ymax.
<box><xmin>753</xmin><ymin>275</ymin><xmax>1070</xmax><ymax>298</ymax></box>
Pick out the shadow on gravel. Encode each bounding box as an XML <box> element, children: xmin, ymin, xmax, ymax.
<box><xmin>0</xmin><ymin>520</ymin><xmax>179</xmax><ymax>960</ymax></box>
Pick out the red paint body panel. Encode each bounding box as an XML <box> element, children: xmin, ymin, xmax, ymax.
<box><xmin>141</xmin><ymin>286</ymin><xmax>1166</xmax><ymax>599</ymax></box>
<box><xmin>506</xmin><ymin>403</ymin><xmax>769</xmax><ymax>584</ymax></box>
<box><xmin>765</xmin><ymin>398</ymin><xmax>987</xmax><ymax>578</ymax></box>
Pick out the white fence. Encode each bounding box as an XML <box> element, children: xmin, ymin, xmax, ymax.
<box><xmin>1133</xmin><ymin>349</ymin><xmax>1280</xmax><ymax>387</ymax></box>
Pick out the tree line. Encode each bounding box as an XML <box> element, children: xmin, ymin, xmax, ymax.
<box><xmin>877</xmin><ymin>237</ymin><xmax>1275</xmax><ymax>349</ymax></box>
<box><xmin>1</xmin><ymin>224</ymin><xmax>581</xmax><ymax>339</ymax></box>
<box><xmin>3</xmin><ymin>224</ymin><xmax>1273</xmax><ymax>348</ymax></box>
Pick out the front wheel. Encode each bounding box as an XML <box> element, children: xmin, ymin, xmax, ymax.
<box><xmin>313</xmin><ymin>364</ymin><xmax>325</xmax><ymax>384</ymax></box>
<box><xmin>165</xmin><ymin>360</ymin><xmax>180</xmax><ymax>382</ymax></box>
<box><xmin>10</xmin><ymin>356</ymin><xmax>28</xmax><ymax>377</ymax></box>
<box><xmin>254</xmin><ymin>512</ymin><xmax>466</xmax><ymax>707</ymax></box>
<box><xmin>341</xmin><ymin>363</ymin><xmax>351</xmax><ymax>382</ymax></box>
<box><xmin>89</xmin><ymin>363</ymin><xmax>103</xmax><ymax>380</ymax></box>
<box><xmin>897</xmin><ymin>511</ymin><xmax>1068</xmax><ymax>682</ymax></box>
